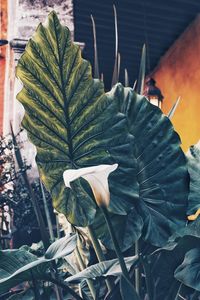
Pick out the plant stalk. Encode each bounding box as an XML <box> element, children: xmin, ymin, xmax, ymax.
<box><xmin>175</xmin><ymin>283</ymin><xmax>183</xmax><ymax>300</ymax></box>
<box><xmin>135</xmin><ymin>241</ymin><xmax>140</xmax><ymax>294</ymax></box>
<box><xmin>75</xmin><ymin>246</ymin><xmax>96</xmax><ymax>299</ymax></box>
<box><xmin>100</xmin><ymin>207</ymin><xmax>131</xmax><ymax>282</ymax></box>
<box><xmin>46</xmin><ymin>276</ymin><xmax>83</xmax><ymax>300</ymax></box>
<box><xmin>31</xmin><ymin>270</ymin><xmax>41</xmax><ymax>300</ymax></box>
<box><xmin>40</xmin><ymin>180</ymin><xmax>54</xmax><ymax>241</ymax></box>
<box><xmin>140</xmin><ymin>255</ymin><xmax>154</xmax><ymax>300</ymax></box>
<box><xmin>87</xmin><ymin>224</ymin><xmax>113</xmax><ymax>292</ymax></box>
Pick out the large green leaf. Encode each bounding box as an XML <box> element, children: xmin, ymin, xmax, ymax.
<box><xmin>112</xmin><ymin>84</ymin><xmax>189</xmax><ymax>246</ymax></box>
<box><xmin>186</xmin><ymin>141</ymin><xmax>200</xmax><ymax>215</ymax></box>
<box><xmin>65</xmin><ymin>255</ymin><xmax>138</xmax><ymax>283</ymax></box>
<box><xmin>0</xmin><ymin>234</ymin><xmax>77</xmax><ymax>294</ymax></box>
<box><xmin>16</xmin><ymin>11</ymin><xmax>139</xmax><ymax>228</ymax></box>
<box><xmin>174</xmin><ymin>248</ymin><xmax>200</xmax><ymax>291</ymax></box>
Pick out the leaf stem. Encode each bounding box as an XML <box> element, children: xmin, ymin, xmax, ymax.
<box><xmin>31</xmin><ymin>270</ymin><xmax>41</xmax><ymax>300</ymax></box>
<box><xmin>100</xmin><ymin>207</ymin><xmax>131</xmax><ymax>281</ymax></box>
<box><xmin>45</xmin><ymin>276</ymin><xmax>83</xmax><ymax>300</ymax></box>
<box><xmin>87</xmin><ymin>225</ymin><xmax>113</xmax><ymax>292</ymax></box>
<box><xmin>175</xmin><ymin>283</ymin><xmax>183</xmax><ymax>300</ymax></box>
<box><xmin>75</xmin><ymin>246</ymin><xmax>96</xmax><ymax>299</ymax></box>
<box><xmin>135</xmin><ymin>241</ymin><xmax>140</xmax><ymax>294</ymax></box>
<box><xmin>101</xmin><ymin>207</ymin><xmax>140</xmax><ymax>299</ymax></box>
<box><xmin>140</xmin><ymin>255</ymin><xmax>154</xmax><ymax>300</ymax></box>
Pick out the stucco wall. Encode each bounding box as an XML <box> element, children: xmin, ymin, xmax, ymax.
<box><xmin>152</xmin><ymin>15</ymin><xmax>200</xmax><ymax>152</ymax></box>
<box><xmin>0</xmin><ymin>0</ymin><xmax>7</xmax><ymax>134</ymax></box>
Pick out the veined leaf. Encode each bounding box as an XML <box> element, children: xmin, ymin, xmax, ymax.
<box><xmin>16</xmin><ymin>11</ymin><xmax>139</xmax><ymax>228</ymax></box>
<box><xmin>175</xmin><ymin>248</ymin><xmax>200</xmax><ymax>291</ymax></box>
<box><xmin>113</xmin><ymin>83</ymin><xmax>189</xmax><ymax>246</ymax></box>
<box><xmin>65</xmin><ymin>255</ymin><xmax>138</xmax><ymax>283</ymax></box>
<box><xmin>0</xmin><ymin>234</ymin><xmax>77</xmax><ymax>294</ymax></box>
<box><xmin>186</xmin><ymin>141</ymin><xmax>200</xmax><ymax>215</ymax></box>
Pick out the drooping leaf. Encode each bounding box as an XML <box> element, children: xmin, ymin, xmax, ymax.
<box><xmin>175</xmin><ymin>248</ymin><xmax>200</xmax><ymax>291</ymax></box>
<box><xmin>65</xmin><ymin>255</ymin><xmax>138</xmax><ymax>283</ymax></box>
<box><xmin>113</xmin><ymin>83</ymin><xmax>189</xmax><ymax>246</ymax></box>
<box><xmin>186</xmin><ymin>141</ymin><xmax>200</xmax><ymax>215</ymax></box>
<box><xmin>16</xmin><ymin>11</ymin><xmax>139</xmax><ymax>229</ymax></box>
<box><xmin>0</xmin><ymin>234</ymin><xmax>77</xmax><ymax>294</ymax></box>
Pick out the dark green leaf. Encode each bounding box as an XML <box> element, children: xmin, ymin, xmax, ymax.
<box><xmin>114</xmin><ymin>83</ymin><xmax>189</xmax><ymax>246</ymax></box>
<box><xmin>0</xmin><ymin>234</ymin><xmax>77</xmax><ymax>294</ymax></box>
<box><xmin>93</xmin><ymin>208</ymin><xmax>143</xmax><ymax>251</ymax></box>
<box><xmin>175</xmin><ymin>248</ymin><xmax>200</xmax><ymax>291</ymax></box>
<box><xmin>66</xmin><ymin>255</ymin><xmax>138</xmax><ymax>283</ymax></box>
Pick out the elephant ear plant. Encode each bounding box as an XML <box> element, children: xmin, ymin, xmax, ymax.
<box><xmin>7</xmin><ymin>11</ymin><xmax>190</xmax><ymax>300</ymax></box>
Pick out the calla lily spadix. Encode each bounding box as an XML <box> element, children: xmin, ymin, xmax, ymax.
<box><xmin>63</xmin><ymin>164</ymin><xmax>118</xmax><ymax>207</ymax></box>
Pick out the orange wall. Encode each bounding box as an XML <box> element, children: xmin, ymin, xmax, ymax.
<box><xmin>152</xmin><ymin>15</ymin><xmax>200</xmax><ymax>152</ymax></box>
<box><xmin>0</xmin><ymin>0</ymin><xmax>8</xmax><ymax>135</ymax></box>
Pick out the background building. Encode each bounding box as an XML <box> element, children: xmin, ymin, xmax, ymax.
<box><xmin>0</xmin><ymin>0</ymin><xmax>200</xmax><ymax>164</ymax></box>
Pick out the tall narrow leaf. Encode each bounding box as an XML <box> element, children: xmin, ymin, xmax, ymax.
<box><xmin>124</xmin><ymin>68</ymin><xmax>129</xmax><ymax>87</ymax></box>
<box><xmin>91</xmin><ymin>15</ymin><xmax>99</xmax><ymax>79</ymax></box>
<box><xmin>111</xmin><ymin>4</ymin><xmax>119</xmax><ymax>87</ymax></box>
<box><xmin>136</xmin><ymin>44</ymin><xmax>146</xmax><ymax>95</ymax></box>
<box><xmin>167</xmin><ymin>97</ymin><xmax>181</xmax><ymax>119</ymax></box>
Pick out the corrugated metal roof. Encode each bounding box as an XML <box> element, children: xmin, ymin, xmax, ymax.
<box><xmin>73</xmin><ymin>0</ymin><xmax>200</xmax><ymax>89</ymax></box>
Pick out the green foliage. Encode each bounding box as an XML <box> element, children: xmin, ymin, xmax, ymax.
<box><xmin>113</xmin><ymin>83</ymin><xmax>189</xmax><ymax>246</ymax></box>
<box><xmin>0</xmin><ymin>233</ymin><xmax>77</xmax><ymax>294</ymax></box>
<box><xmin>16</xmin><ymin>11</ymin><xmax>138</xmax><ymax>230</ymax></box>
<box><xmin>16</xmin><ymin>11</ymin><xmax>189</xmax><ymax>251</ymax></box>
<box><xmin>66</xmin><ymin>255</ymin><xmax>138</xmax><ymax>283</ymax></box>
<box><xmin>175</xmin><ymin>248</ymin><xmax>200</xmax><ymax>291</ymax></box>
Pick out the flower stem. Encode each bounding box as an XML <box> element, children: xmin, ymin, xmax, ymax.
<box><xmin>100</xmin><ymin>207</ymin><xmax>131</xmax><ymax>282</ymax></box>
<box><xmin>87</xmin><ymin>225</ymin><xmax>113</xmax><ymax>292</ymax></box>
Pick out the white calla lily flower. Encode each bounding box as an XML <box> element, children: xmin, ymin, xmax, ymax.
<box><xmin>63</xmin><ymin>164</ymin><xmax>118</xmax><ymax>207</ymax></box>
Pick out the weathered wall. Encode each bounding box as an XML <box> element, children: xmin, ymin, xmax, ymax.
<box><xmin>2</xmin><ymin>0</ymin><xmax>74</xmax><ymax>179</ymax></box>
<box><xmin>0</xmin><ymin>0</ymin><xmax>7</xmax><ymax>134</ymax></box>
<box><xmin>152</xmin><ymin>15</ymin><xmax>200</xmax><ymax>152</ymax></box>
<box><xmin>17</xmin><ymin>0</ymin><xmax>74</xmax><ymax>40</ymax></box>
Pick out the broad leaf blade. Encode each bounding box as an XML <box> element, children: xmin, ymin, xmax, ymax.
<box><xmin>114</xmin><ymin>83</ymin><xmax>189</xmax><ymax>246</ymax></box>
<box><xmin>175</xmin><ymin>248</ymin><xmax>200</xmax><ymax>291</ymax></box>
<box><xmin>16</xmin><ymin>11</ymin><xmax>139</xmax><ymax>228</ymax></box>
<box><xmin>0</xmin><ymin>248</ymin><xmax>48</xmax><ymax>294</ymax></box>
<box><xmin>44</xmin><ymin>233</ymin><xmax>77</xmax><ymax>259</ymax></box>
<box><xmin>66</xmin><ymin>256</ymin><xmax>138</xmax><ymax>283</ymax></box>
<box><xmin>0</xmin><ymin>234</ymin><xmax>77</xmax><ymax>294</ymax></box>
<box><xmin>93</xmin><ymin>207</ymin><xmax>143</xmax><ymax>251</ymax></box>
